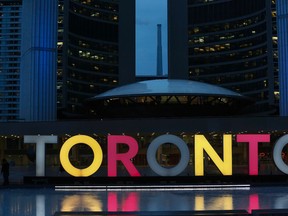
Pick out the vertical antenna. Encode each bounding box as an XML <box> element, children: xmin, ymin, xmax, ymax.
<box><xmin>157</xmin><ymin>24</ymin><xmax>163</xmax><ymax>76</ymax></box>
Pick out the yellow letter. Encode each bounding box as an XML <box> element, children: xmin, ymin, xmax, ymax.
<box><xmin>195</xmin><ymin>134</ymin><xmax>232</xmax><ymax>176</ymax></box>
<box><xmin>60</xmin><ymin>135</ymin><xmax>103</xmax><ymax>177</ymax></box>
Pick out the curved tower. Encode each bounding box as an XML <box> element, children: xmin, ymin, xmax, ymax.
<box><xmin>169</xmin><ymin>0</ymin><xmax>276</xmax><ymax>115</ymax></box>
<box><xmin>61</xmin><ymin>0</ymin><xmax>135</xmax><ymax>116</ymax></box>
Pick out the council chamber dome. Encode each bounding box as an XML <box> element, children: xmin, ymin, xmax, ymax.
<box><xmin>85</xmin><ymin>79</ymin><xmax>253</xmax><ymax>118</ymax></box>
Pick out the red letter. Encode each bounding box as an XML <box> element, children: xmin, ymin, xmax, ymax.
<box><xmin>108</xmin><ymin>135</ymin><xmax>140</xmax><ymax>177</ymax></box>
<box><xmin>236</xmin><ymin>134</ymin><xmax>270</xmax><ymax>175</ymax></box>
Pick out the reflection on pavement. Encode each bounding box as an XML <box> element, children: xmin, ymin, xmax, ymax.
<box><xmin>108</xmin><ymin>192</ymin><xmax>139</xmax><ymax>212</ymax></box>
<box><xmin>1</xmin><ymin>186</ymin><xmax>288</xmax><ymax>216</ymax></box>
<box><xmin>61</xmin><ymin>194</ymin><xmax>102</xmax><ymax>212</ymax></box>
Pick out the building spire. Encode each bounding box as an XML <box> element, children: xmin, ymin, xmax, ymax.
<box><xmin>157</xmin><ymin>24</ymin><xmax>163</xmax><ymax>76</ymax></box>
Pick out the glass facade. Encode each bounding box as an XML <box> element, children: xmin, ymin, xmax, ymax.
<box><xmin>0</xmin><ymin>0</ymin><xmax>21</xmax><ymax>121</ymax></box>
<box><xmin>62</xmin><ymin>0</ymin><xmax>120</xmax><ymax>115</ymax></box>
<box><xmin>187</xmin><ymin>0</ymin><xmax>275</xmax><ymax>115</ymax></box>
<box><xmin>167</xmin><ymin>0</ymin><xmax>282</xmax><ymax>115</ymax></box>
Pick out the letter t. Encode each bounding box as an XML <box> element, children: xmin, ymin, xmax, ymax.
<box><xmin>236</xmin><ymin>134</ymin><xmax>270</xmax><ymax>175</ymax></box>
<box><xmin>24</xmin><ymin>135</ymin><xmax>58</xmax><ymax>176</ymax></box>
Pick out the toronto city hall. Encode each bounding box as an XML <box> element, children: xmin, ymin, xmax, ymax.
<box><xmin>0</xmin><ymin>0</ymin><xmax>288</xmax><ymax>188</ymax></box>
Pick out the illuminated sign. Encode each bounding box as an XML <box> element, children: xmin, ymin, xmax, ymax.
<box><xmin>24</xmin><ymin>134</ymin><xmax>288</xmax><ymax>177</ymax></box>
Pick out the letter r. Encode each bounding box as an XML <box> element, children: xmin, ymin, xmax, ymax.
<box><xmin>108</xmin><ymin>135</ymin><xmax>140</xmax><ymax>177</ymax></box>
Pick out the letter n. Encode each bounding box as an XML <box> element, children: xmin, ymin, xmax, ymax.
<box><xmin>195</xmin><ymin>134</ymin><xmax>232</xmax><ymax>176</ymax></box>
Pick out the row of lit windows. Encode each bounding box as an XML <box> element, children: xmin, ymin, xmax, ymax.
<box><xmin>68</xmin><ymin>69</ymin><xmax>118</xmax><ymax>85</ymax></box>
<box><xmin>71</xmin><ymin>0</ymin><xmax>118</xmax><ymax>13</ymax></box>
<box><xmin>191</xmin><ymin>36</ymin><xmax>267</xmax><ymax>56</ymax></box>
<box><xmin>190</xmin><ymin>57</ymin><xmax>268</xmax><ymax>73</ymax></box>
<box><xmin>190</xmin><ymin>22</ymin><xmax>266</xmax><ymax>46</ymax></box>
<box><xmin>68</xmin><ymin>46</ymin><xmax>118</xmax><ymax>64</ymax></box>
<box><xmin>190</xmin><ymin>47</ymin><xmax>266</xmax><ymax>65</ymax></box>
<box><xmin>70</xmin><ymin>1</ymin><xmax>118</xmax><ymax>23</ymax></box>
<box><xmin>189</xmin><ymin>57</ymin><xmax>268</xmax><ymax>76</ymax></box>
<box><xmin>188</xmin><ymin>0</ymin><xmax>266</xmax><ymax>24</ymax></box>
<box><xmin>192</xmin><ymin>44</ymin><xmax>231</xmax><ymax>53</ymax></box>
<box><xmin>69</xmin><ymin>35</ymin><xmax>118</xmax><ymax>53</ymax></box>
<box><xmin>190</xmin><ymin>12</ymin><xmax>265</xmax><ymax>35</ymax></box>
<box><xmin>67</xmin><ymin>81</ymin><xmax>108</xmax><ymax>95</ymax></box>
<box><xmin>191</xmin><ymin>69</ymin><xmax>267</xmax><ymax>85</ymax></box>
<box><xmin>68</xmin><ymin>58</ymin><xmax>118</xmax><ymax>74</ymax></box>
<box><xmin>224</xmin><ymin>79</ymin><xmax>269</xmax><ymax>95</ymax></box>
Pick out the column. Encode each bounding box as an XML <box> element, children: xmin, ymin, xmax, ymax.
<box><xmin>20</xmin><ymin>0</ymin><xmax>58</xmax><ymax>121</ymax></box>
<box><xmin>277</xmin><ymin>0</ymin><xmax>288</xmax><ymax>116</ymax></box>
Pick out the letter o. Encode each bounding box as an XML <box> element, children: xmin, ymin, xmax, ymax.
<box><xmin>60</xmin><ymin>135</ymin><xmax>103</xmax><ymax>177</ymax></box>
<box><xmin>147</xmin><ymin>134</ymin><xmax>190</xmax><ymax>176</ymax></box>
<box><xmin>273</xmin><ymin>135</ymin><xmax>288</xmax><ymax>174</ymax></box>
